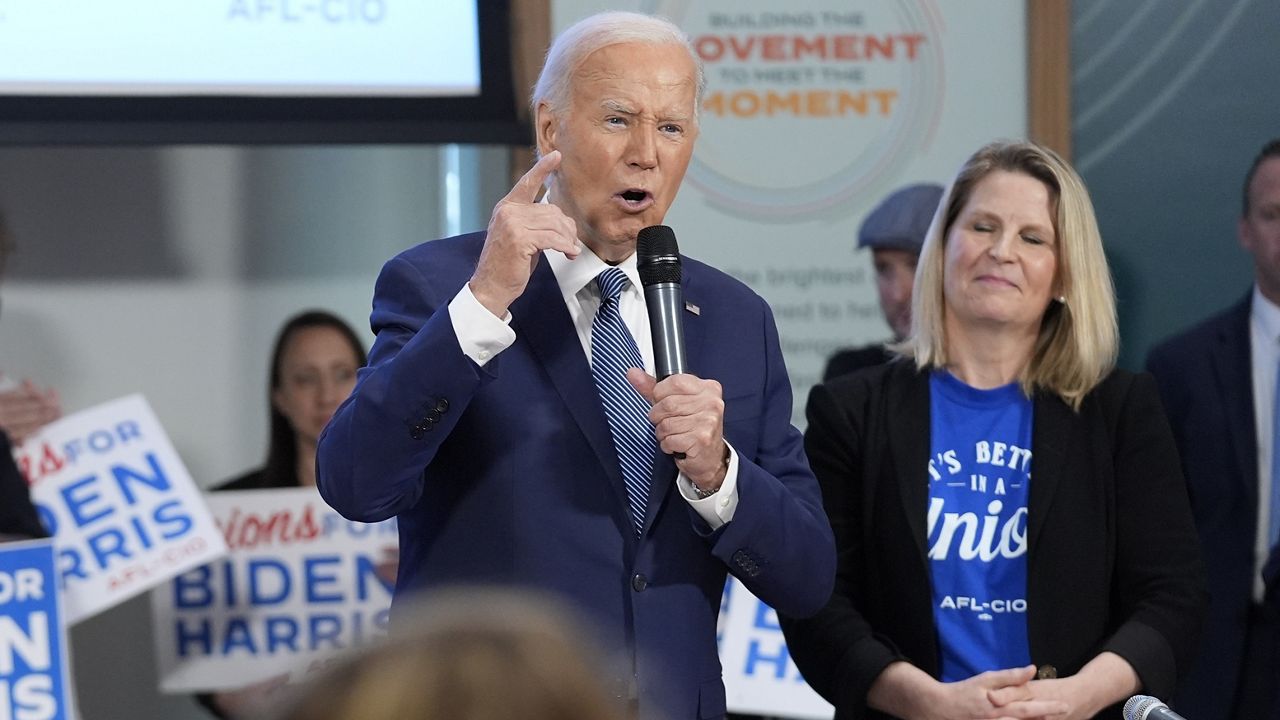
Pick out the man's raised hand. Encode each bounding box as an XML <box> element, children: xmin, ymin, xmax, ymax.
<box><xmin>469</xmin><ymin>151</ymin><xmax>580</xmax><ymax>317</ymax></box>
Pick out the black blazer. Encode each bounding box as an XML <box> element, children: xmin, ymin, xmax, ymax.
<box><xmin>823</xmin><ymin>344</ymin><xmax>894</xmax><ymax>382</ymax></box>
<box><xmin>0</xmin><ymin>432</ymin><xmax>45</xmax><ymax>539</ymax></box>
<box><xmin>781</xmin><ymin>361</ymin><xmax>1207</xmax><ymax>720</ymax></box>
<box><xmin>1145</xmin><ymin>294</ymin><xmax>1262</xmax><ymax>720</ymax></box>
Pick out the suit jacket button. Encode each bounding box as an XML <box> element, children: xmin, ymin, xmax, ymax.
<box><xmin>631</xmin><ymin>573</ymin><xmax>648</xmax><ymax>592</ymax></box>
<box><xmin>410</xmin><ymin>426</ymin><xmax>424</xmax><ymax>440</ymax></box>
<box><xmin>435</xmin><ymin>398</ymin><xmax>449</xmax><ymax>413</ymax></box>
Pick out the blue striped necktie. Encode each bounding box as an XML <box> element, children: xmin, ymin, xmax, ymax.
<box><xmin>590</xmin><ymin>267</ymin><xmax>656</xmax><ymax>536</ymax></box>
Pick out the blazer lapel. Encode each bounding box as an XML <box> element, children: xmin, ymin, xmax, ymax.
<box><xmin>889</xmin><ymin>365</ymin><xmax>932</xmax><ymax>561</ymax></box>
<box><xmin>511</xmin><ymin>258</ymin><xmax>634</xmax><ymax>522</ymax></box>
<box><xmin>1028</xmin><ymin>392</ymin><xmax>1073</xmax><ymax>555</ymax></box>
<box><xmin>1210</xmin><ymin>297</ymin><xmax>1258</xmax><ymax>499</ymax></box>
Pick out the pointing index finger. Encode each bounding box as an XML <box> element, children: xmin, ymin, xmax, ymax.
<box><xmin>504</xmin><ymin>150</ymin><xmax>561</xmax><ymax>204</ymax></box>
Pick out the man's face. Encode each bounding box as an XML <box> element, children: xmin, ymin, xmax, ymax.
<box><xmin>536</xmin><ymin>42</ymin><xmax>699</xmax><ymax>262</ymax></box>
<box><xmin>872</xmin><ymin>248</ymin><xmax>918</xmax><ymax>340</ymax></box>
<box><xmin>1242</xmin><ymin>157</ymin><xmax>1280</xmax><ymax>302</ymax></box>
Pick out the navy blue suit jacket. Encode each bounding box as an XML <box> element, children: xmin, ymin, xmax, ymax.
<box><xmin>317</xmin><ymin>232</ymin><xmax>836</xmax><ymax>720</ymax></box>
<box><xmin>1146</xmin><ymin>294</ymin><xmax>1261</xmax><ymax>720</ymax></box>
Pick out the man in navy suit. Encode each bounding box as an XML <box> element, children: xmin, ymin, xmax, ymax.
<box><xmin>1147</xmin><ymin>138</ymin><xmax>1280</xmax><ymax>719</ymax></box>
<box><xmin>1265</xmin><ymin>544</ymin><xmax>1280</xmax><ymax>720</ymax></box>
<box><xmin>316</xmin><ymin>11</ymin><xmax>835</xmax><ymax>720</ymax></box>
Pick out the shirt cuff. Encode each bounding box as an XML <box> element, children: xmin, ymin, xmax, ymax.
<box><xmin>678</xmin><ymin>441</ymin><xmax>740</xmax><ymax>529</ymax></box>
<box><xmin>448</xmin><ymin>283</ymin><xmax>516</xmax><ymax>367</ymax></box>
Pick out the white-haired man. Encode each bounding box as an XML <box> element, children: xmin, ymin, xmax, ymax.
<box><xmin>317</xmin><ymin>12</ymin><xmax>835</xmax><ymax>720</ymax></box>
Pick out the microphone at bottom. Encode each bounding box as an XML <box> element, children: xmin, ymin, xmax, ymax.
<box><xmin>1123</xmin><ymin>695</ymin><xmax>1189</xmax><ymax>720</ymax></box>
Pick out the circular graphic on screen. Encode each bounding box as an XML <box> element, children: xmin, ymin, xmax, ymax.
<box><xmin>641</xmin><ymin>0</ymin><xmax>946</xmax><ymax>219</ymax></box>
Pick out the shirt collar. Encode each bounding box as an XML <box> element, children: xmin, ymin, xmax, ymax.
<box><xmin>1252</xmin><ymin>285</ymin><xmax>1280</xmax><ymax>345</ymax></box>
<box><xmin>545</xmin><ymin>242</ymin><xmax>641</xmax><ymax>304</ymax></box>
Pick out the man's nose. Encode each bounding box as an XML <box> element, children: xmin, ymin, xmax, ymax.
<box><xmin>888</xmin><ymin>273</ymin><xmax>913</xmax><ymax>302</ymax></box>
<box><xmin>627</xmin><ymin>129</ymin><xmax>658</xmax><ymax>169</ymax></box>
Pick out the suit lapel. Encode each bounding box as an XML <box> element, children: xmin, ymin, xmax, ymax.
<box><xmin>889</xmin><ymin>366</ymin><xmax>932</xmax><ymax>561</ymax></box>
<box><xmin>1211</xmin><ymin>297</ymin><xmax>1258</xmax><ymax>498</ymax></box>
<box><xmin>1028</xmin><ymin>391</ymin><xmax>1073</xmax><ymax>555</ymax></box>
<box><xmin>511</xmin><ymin>258</ymin><xmax>634</xmax><ymax>524</ymax></box>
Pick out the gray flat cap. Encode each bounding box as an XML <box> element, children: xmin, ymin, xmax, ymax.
<box><xmin>858</xmin><ymin>183</ymin><xmax>945</xmax><ymax>254</ymax></box>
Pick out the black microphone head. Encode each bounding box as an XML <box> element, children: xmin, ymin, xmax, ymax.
<box><xmin>637</xmin><ymin>225</ymin><xmax>682</xmax><ymax>286</ymax></box>
<box><xmin>1123</xmin><ymin>695</ymin><xmax>1162</xmax><ymax>720</ymax></box>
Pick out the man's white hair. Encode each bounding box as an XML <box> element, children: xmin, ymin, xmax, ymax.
<box><xmin>531</xmin><ymin>11</ymin><xmax>706</xmax><ymax>121</ymax></box>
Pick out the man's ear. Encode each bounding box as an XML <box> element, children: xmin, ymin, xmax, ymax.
<box><xmin>1239</xmin><ymin>215</ymin><xmax>1254</xmax><ymax>254</ymax></box>
<box><xmin>535</xmin><ymin>102</ymin><xmax>558</xmax><ymax>157</ymax></box>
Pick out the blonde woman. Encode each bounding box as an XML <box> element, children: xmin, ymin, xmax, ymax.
<box><xmin>781</xmin><ymin>141</ymin><xmax>1206</xmax><ymax>720</ymax></box>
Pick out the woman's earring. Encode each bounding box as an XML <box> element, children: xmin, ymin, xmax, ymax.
<box><xmin>1056</xmin><ymin>295</ymin><xmax>1067</xmax><ymax>305</ymax></box>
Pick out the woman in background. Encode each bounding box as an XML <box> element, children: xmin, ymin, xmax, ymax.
<box><xmin>220</xmin><ymin>310</ymin><xmax>366</xmax><ymax>490</ymax></box>
<box><xmin>201</xmin><ymin>309</ymin><xmax>367</xmax><ymax>719</ymax></box>
<box><xmin>781</xmin><ymin>141</ymin><xmax>1206</xmax><ymax>720</ymax></box>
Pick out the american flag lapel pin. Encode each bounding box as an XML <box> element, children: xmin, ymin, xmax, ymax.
<box><xmin>685</xmin><ymin>301</ymin><xmax>701</xmax><ymax>316</ymax></box>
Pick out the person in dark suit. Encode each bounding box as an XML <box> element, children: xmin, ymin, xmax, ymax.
<box><xmin>1265</xmin><ymin>544</ymin><xmax>1280</xmax><ymax>720</ymax></box>
<box><xmin>823</xmin><ymin>183</ymin><xmax>944</xmax><ymax>381</ymax></box>
<box><xmin>315</xmin><ymin>12</ymin><xmax>835</xmax><ymax>720</ymax></box>
<box><xmin>0</xmin><ymin>207</ymin><xmax>56</xmax><ymax>541</ymax></box>
<box><xmin>781</xmin><ymin>140</ymin><xmax>1206</xmax><ymax>720</ymax></box>
<box><xmin>1145</xmin><ymin>138</ymin><xmax>1280</xmax><ymax>720</ymax></box>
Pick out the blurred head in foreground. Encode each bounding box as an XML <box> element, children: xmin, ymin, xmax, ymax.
<box><xmin>274</xmin><ymin>588</ymin><xmax>625</xmax><ymax>720</ymax></box>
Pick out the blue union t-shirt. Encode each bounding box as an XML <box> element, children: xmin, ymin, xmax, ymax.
<box><xmin>927</xmin><ymin>371</ymin><xmax>1032</xmax><ymax>682</ymax></box>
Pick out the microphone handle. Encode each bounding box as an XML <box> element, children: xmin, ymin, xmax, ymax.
<box><xmin>644</xmin><ymin>282</ymin><xmax>687</xmax><ymax>379</ymax></box>
<box><xmin>1147</xmin><ymin>706</ymin><xmax>1189</xmax><ymax>720</ymax></box>
<box><xmin>643</xmin><ymin>282</ymin><xmax>687</xmax><ymax>460</ymax></box>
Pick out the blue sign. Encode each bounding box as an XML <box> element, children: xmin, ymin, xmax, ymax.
<box><xmin>0</xmin><ymin>539</ymin><xmax>71</xmax><ymax>720</ymax></box>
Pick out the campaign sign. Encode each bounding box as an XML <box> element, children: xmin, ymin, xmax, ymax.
<box><xmin>13</xmin><ymin>395</ymin><xmax>227</xmax><ymax>625</ymax></box>
<box><xmin>152</xmin><ymin>488</ymin><xmax>396</xmax><ymax>692</ymax></box>
<box><xmin>719</xmin><ymin>578</ymin><xmax>833</xmax><ymax>719</ymax></box>
<box><xmin>0</xmin><ymin>539</ymin><xmax>72</xmax><ymax>720</ymax></box>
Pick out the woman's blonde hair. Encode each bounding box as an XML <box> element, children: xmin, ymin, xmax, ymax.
<box><xmin>900</xmin><ymin>140</ymin><xmax>1117</xmax><ymax>409</ymax></box>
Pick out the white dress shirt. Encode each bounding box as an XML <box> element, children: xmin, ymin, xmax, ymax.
<box><xmin>446</xmin><ymin>242</ymin><xmax>740</xmax><ymax>529</ymax></box>
<box><xmin>1248</xmin><ymin>286</ymin><xmax>1280</xmax><ymax>600</ymax></box>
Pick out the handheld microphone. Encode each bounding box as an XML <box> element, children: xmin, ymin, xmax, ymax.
<box><xmin>637</xmin><ymin>225</ymin><xmax>688</xmax><ymax>461</ymax></box>
<box><xmin>636</xmin><ymin>225</ymin><xmax>687</xmax><ymax>380</ymax></box>
<box><xmin>1123</xmin><ymin>695</ymin><xmax>1189</xmax><ymax>720</ymax></box>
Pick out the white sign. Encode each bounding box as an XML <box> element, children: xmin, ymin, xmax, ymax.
<box><xmin>719</xmin><ymin>579</ymin><xmax>833</xmax><ymax>719</ymax></box>
<box><xmin>152</xmin><ymin>488</ymin><xmax>397</xmax><ymax>692</ymax></box>
<box><xmin>14</xmin><ymin>394</ymin><xmax>227</xmax><ymax>624</ymax></box>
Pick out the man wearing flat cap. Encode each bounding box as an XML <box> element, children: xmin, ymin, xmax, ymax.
<box><xmin>822</xmin><ymin>183</ymin><xmax>944</xmax><ymax>381</ymax></box>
